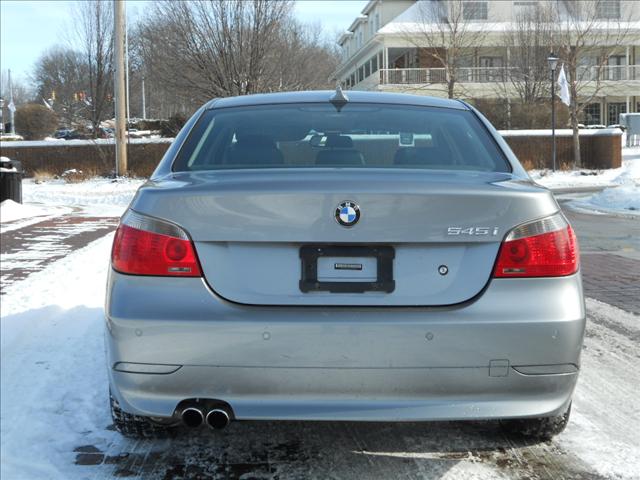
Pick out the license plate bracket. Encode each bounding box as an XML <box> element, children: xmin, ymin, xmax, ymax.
<box><xmin>299</xmin><ymin>245</ymin><xmax>395</xmax><ymax>293</ymax></box>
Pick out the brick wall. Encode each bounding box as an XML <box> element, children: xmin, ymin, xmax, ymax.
<box><xmin>500</xmin><ymin>130</ymin><xmax>622</xmax><ymax>170</ymax></box>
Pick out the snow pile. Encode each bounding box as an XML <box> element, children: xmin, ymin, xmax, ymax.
<box><xmin>574</xmin><ymin>184</ymin><xmax>640</xmax><ymax>216</ymax></box>
<box><xmin>565</xmin><ymin>148</ymin><xmax>640</xmax><ymax>215</ymax></box>
<box><xmin>23</xmin><ymin>177</ymin><xmax>145</xmax><ymax>217</ymax></box>
<box><xmin>0</xmin><ymin>199</ymin><xmax>70</xmax><ymax>224</ymax></box>
<box><xmin>529</xmin><ymin>147</ymin><xmax>640</xmax><ymax>215</ymax></box>
<box><xmin>529</xmin><ymin>146</ymin><xmax>639</xmax><ymax>191</ymax></box>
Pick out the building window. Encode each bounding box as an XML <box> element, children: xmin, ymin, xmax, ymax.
<box><xmin>365</xmin><ymin>62</ymin><xmax>371</xmax><ymax>78</ymax></box>
<box><xmin>371</xmin><ymin>55</ymin><xmax>378</xmax><ymax>73</ymax></box>
<box><xmin>582</xmin><ymin>103</ymin><xmax>601</xmax><ymax>126</ymax></box>
<box><xmin>463</xmin><ymin>1</ymin><xmax>488</xmax><ymax>21</ymax></box>
<box><xmin>607</xmin><ymin>103</ymin><xmax>626</xmax><ymax>126</ymax></box>
<box><xmin>596</xmin><ymin>0</ymin><xmax>620</xmax><ymax>19</ymax></box>
<box><xmin>350</xmin><ymin>73</ymin><xmax>356</xmax><ymax>86</ymax></box>
<box><xmin>374</xmin><ymin>12</ymin><xmax>380</xmax><ymax>32</ymax></box>
<box><xmin>513</xmin><ymin>1</ymin><xmax>538</xmax><ymax>15</ymax></box>
<box><xmin>358</xmin><ymin>66</ymin><xmax>364</xmax><ymax>82</ymax></box>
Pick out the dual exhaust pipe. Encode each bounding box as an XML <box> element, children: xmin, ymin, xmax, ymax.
<box><xmin>181</xmin><ymin>406</ymin><xmax>231</xmax><ymax>430</ymax></box>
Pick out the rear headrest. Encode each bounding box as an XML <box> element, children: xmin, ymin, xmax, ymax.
<box><xmin>316</xmin><ymin>149</ymin><xmax>365</xmax><ymax>166</ymax></box>
<box><xmin>235</xmin><ymin>133</ymin><xmax>276</xmax><ymax>148</ymax></box>
<box><xmin>394</xmin><ymin>146</ymin><xmax>448</xmax><ymax>166</ymax></box>
<box><xmin>325</xmin><ymin>135</ymin><xmax>354</xmax><ymax>148</ymax></box>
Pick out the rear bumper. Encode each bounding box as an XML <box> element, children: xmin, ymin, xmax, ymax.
<box><xmin>105</xmin><ymin>270</ymin><xmax>585</xmax><ymax>421</ymax></box>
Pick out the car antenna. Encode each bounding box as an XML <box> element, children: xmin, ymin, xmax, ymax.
<box><xmin>330</xmin><ymin>83</ymin><xmax>349</xmax><ymax>112</ymax></box>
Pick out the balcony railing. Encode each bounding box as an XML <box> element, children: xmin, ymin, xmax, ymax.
<box><xmin>379</xmin><ymin>65</ymin><xmax>639</xmax><ymax>85</ymax></box>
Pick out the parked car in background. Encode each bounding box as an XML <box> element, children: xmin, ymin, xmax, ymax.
<box><xmin>106</xmin><ymin>90</ymin><xmax>584</xmax><ymax>440</ymax></box>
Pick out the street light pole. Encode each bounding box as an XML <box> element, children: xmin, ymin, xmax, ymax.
<box><xmin>0</xmin><ymin>97</ymin><xmax>4</xmax><ymax>134</ymax></box>
<box><xmin>8</xmin><ymin>69</ymin><xmax>15</xmax><ymax>135</ymax></box>
<box><xmin>548</xmin><ymin>53</ymin><xmax>559</xmax><ymax>172</ymax></box>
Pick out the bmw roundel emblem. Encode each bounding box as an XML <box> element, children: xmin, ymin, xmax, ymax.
<box><xmin>335</xmin><ymin>201</ymin><xmax>360</xmax><ymax>227</ymax></box>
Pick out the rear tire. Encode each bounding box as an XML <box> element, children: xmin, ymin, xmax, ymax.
<box><xmin>501</xmin><ymin>403</ymin><xmax>571</xmax><ymax>441</ymax></box>
<box><xmin>110</xmin><ymin>392</ymin><xmax>177</xmax><ymax>439</ymax></box>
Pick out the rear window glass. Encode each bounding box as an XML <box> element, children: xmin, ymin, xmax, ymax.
<box><xmin>172</xmin><ymin>103</ymin><xmax>510</xmax><ymax>173</ymax></box>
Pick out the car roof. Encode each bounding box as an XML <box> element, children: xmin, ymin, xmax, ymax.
<box><xmin>206</xmin><ymin>90</ymin><xmax>468</xmax><ymax>111</ymax></box>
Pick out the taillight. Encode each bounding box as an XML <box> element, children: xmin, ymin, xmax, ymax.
<box><xmin>111</xmin><ymin>210</ymin><xmax>202</xmax><ymax>277</ymax></box>
<box><xmin>493</xmin><ymin>213</ymin><xmax>579</xmax><ymax>278</ymax></box>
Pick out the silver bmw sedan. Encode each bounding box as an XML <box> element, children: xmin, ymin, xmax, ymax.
<box><xmin>106</xmin><ymin>90</ymin><xmax>584</xmax><ymax>440</ymax></box>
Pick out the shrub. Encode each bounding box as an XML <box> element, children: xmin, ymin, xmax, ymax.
<box><xmin>159</xmin><ymin>113</ymin><xmax>187</xmax><ymax>137</ymax></box>
<box><xmin>14</xmin><ymin>104</ymin><xmax>59</xmax><ymax>140</ymax></box>
<box><xmin>470</xmin><ymin>99</ymin><xmax>570</xmax><ymax>130</ymax></box>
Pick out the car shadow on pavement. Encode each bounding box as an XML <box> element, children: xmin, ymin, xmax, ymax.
<box><xmin>82</xmin><ymin>419</ymin><xmax>605</xmax><ymax>480</ymax></box>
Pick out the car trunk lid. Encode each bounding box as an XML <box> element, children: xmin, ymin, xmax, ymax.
<box><xmin>129</xmin><ymin>169</ymin><xmax>558</xmax><ymax>306</ymax></box>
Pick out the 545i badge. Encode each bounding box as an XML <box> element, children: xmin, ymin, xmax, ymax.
<box><xmin>447</xmin><ymin>226</ymin><xmax>499</xmax><ymax>236</ymax></box>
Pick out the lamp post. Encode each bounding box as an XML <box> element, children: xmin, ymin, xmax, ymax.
<box><xmin>0</xmin><ymin>97</ymin><xmax>4</xmax><ymax>134</ymax></box>
<box><xmin>548</xmin><ymin>53</ymin><xmax>559</xmax><ymax>172</ymax></box>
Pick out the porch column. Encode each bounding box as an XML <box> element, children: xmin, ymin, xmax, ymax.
<box><xmin>626</xmin><ymin>46</ymin><xmax>630</xmax><ymax>80</ymax></box>
<box><xmin>627</xmin><ymin>96</ymin><xmax>630</xmax><ymax>115</ymax></box>
<box><xmin>384</xmin><ymin>46</ymin><xmax>389</xmax><ymax>70</ymax></box>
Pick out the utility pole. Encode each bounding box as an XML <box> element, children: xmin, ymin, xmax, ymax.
<box><xmin>124</xmin><ymin>11</ymin><xmax>130</xmax><ymax>123</ymax></box>
<box><xmin>114</xmin><ymin>0</ymin><xmax>127</xmax><ymax>175</ymax></box>
<box><xmin>141</xmin><ymin>77</ymin><xmax>146</xmax><ymax>120</ymax></box>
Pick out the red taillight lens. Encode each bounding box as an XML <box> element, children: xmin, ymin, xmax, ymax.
<box><xmin>493</xmin><ymin>217</ymin><xmax>579</xmax><ymax>278</ymax></box>
<box><xmin>111</xmin><ymin>212</ymin><xmax>202</xmax><ymax>277</ymax></box>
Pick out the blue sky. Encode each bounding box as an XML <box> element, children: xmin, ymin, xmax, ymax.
<box><xmin>1</xmin><ymin>0</ymin><xmax>365</xmax><ymax>84</ymax></box>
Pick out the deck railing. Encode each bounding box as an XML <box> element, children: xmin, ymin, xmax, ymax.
<box><xmin>378</xmin><ymin>65</ymin><xmax>639</xmax><ymax>85</ymax></box>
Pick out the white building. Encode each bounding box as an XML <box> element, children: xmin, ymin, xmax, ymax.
<box><xmin>332</xmin><ymin>0</ymin><xmax>640</xmax><ymax>126</ymax></box>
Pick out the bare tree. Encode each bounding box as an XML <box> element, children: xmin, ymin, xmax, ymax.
<box><xmin>553</xmin><ymin>0</ymin><xmax>631</xmax><ymax>167</ymax></box>
<box><xmin>402</xmin><ymin>0</ymin><xmax>488</xmax><ymax>98</ymax></box>
<box><xmin>501</xmin><ymin>4</ymin><xmax>556</xmax><ymax>105</ymax></box>
<box><xmin>32</xmin><ymin>47</ymin><xmax>88</xmax><ymax>127</ymax></box>
<box><xmin>135</xmin><ymin>0</ymin><xmax>338</xmax><ymax>114</ymax></box>
<box><xmin>72</xmin><ymin>0</ymin><xmax>114</xmax><ymax>136</ymax></box>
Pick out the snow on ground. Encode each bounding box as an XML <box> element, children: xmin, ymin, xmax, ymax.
<box><xmin>0</xmin><ymin>137</ymin><xmax>172</xmax><ymax>148</ymax></box>
<box><xmin>21</xmin><ymin>177</ymin><xmax>144</xmax><ymax>218</ymax></box>
<box><xmin>1</xmin><ymin>232</ymin><xmax>640</xmax><ymax>478</ymax></box>
<box><xmin>530</xmin><ymin>147</ymin><xmax>639</xmax><ymax>216</ymax></box>
<box><xmin>529</xmin><ymin>146</ymin><xmax>639</xmax><ymax>190</ymax></box>
<box><xmin>0</xmin><ymin>235</ymin><xmax>119</xmax><ymax>479</ymax></box>
<box><xmin>0</xmin><ymin>200</ymin><xmax>71</xmax><ymax>225</ymax></box>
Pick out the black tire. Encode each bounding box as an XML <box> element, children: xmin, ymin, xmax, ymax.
<box><xmin>501</xmin><ymin>403</ymin><xmax>571</xmax><ymax>441</ymax></box>
<box><xmin>110</xmin><ymin>392</ymin><xmax>178</xmax><ymax>439</ymax></box>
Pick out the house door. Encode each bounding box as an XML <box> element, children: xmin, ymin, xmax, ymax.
<box><xmin>607</xmin><ymin>103</ymin><xmax>626</xmax><ymax>126</ymax></box>
<box><xmin>479</xmin><ymin>57</ymin><xmax>504</xmax><ymax>82</ymax></box>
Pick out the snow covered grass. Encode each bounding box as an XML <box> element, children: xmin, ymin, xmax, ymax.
<box><xmin>530</xmin><ymin>147</ymin><xmax>640</xmax><ymax>216</ymax></box>
<box><xmin>0</xmin><ymin>200</ymin><xmax>70</xmax><ymax>224</ymax></box>
<box><xmin>22</xmin><ymin>177</ymin><xmax>145</xmax><ymax>218</ymax></box>
<box><xmin>529</xmin><ymin>147</ymin><xmax>639</xmax><ymax>190</ymax></box>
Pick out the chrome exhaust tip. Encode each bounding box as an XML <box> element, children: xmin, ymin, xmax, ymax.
<box><xmin>205</xmin><ymin>408</ymin><xmax>230</xmax><ymax>430</ymax></box>
<box><xmin>181</xmin><ymin>407</ymin><xmax>204</xmax><ymax>428</ymax></box>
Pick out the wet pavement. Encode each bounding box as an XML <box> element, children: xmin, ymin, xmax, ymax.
<box><xmin>0</xmin><ymin>214</ymin><xmax>119</xmax><ymax>294</ymax></box>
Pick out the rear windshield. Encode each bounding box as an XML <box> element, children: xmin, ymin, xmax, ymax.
<box><xmin>173</xmin><ymin>103</ymin><xmax>510</xmax><ymax>173</ymax></box>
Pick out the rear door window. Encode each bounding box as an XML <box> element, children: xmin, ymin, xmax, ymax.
<box><xmin>173</xmin><ymin>103</ymin><xmax>510</xmax><ymax>173</ymax></box>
